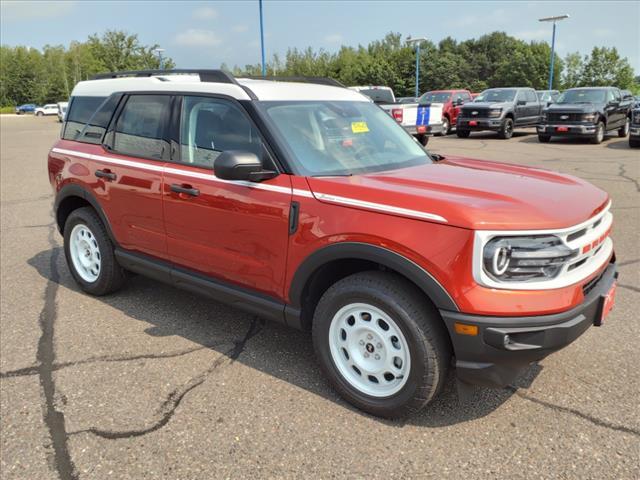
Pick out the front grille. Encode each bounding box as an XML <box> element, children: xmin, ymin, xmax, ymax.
<box><xmin>461</xmin><ymin>109</ymin><xmax>490</xmax><ymax>118</ymax></box>
<box><xmin>548</xmin><ymin>112</ymin><xmax>583</xmax><ymax>122</ymax></box>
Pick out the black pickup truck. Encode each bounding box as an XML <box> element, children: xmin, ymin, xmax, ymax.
<box><xmin>630</xmin><ymin>107</ymin><xmax>640</xmax><ymax>148</ymax></box>
<box><xmin>537</xmin><ymin>87</ymin><xmax>632</xmax><ymax>144</ymax></box>
<box><xmin>456</xmin><ymin>87</ymin><xmax>542</xmax><ymax>139</ymax></box>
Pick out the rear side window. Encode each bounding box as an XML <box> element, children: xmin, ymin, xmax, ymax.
<box><xmin>62</xmin><ymin>96</ymin><xmax>107</xmax><ymax>141</ymax></box>
<box><xmin>113</xmin><ymin>95</ymin><xmax>171</xmax><ymax>160</ymax></box>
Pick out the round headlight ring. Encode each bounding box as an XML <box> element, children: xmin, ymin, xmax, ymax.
<box><xmin>492</xmin><ymin>245</ymin><xmax>511</xmax><ymax>275</ymax></box>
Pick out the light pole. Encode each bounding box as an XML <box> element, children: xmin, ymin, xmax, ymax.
<box><xmin>407</xmin><ymin>36</ymin><xmax>427</xmax><ymax>98</ymax></box>
<box><xmin>259</xmin><ymin>0</ymin><xmax>266</xmax><ymax>77</ymax></box>
<box><xmin>538</xmin><ymin>14</ymin><xmax>569</xmax><ymax>90</ymax></box>
<box><xmin>154</xmin><ymin>48</ymin><xmax>165</xmax><ymax>70</ymax></box>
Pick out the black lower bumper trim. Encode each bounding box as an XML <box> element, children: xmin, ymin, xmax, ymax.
<box><xmin>440</xmin><ymin>261</ymin><xmax>618</xmax><ymax>388</ymax></box>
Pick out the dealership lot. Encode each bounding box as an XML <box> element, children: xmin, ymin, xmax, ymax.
<box><xmin>1</xmin><ymin>116</ymin><xmax>638</xmax><ymax>479</ymax></box>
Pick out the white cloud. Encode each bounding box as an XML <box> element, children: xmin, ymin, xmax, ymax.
<box><xmin>517</xmin><ymin>29</ymin><xmax>550</xmax><ymax>41</ymax></box>
<box><xmin>232</xmin><ymin>24</ymin><xmax>249</xmax><ymax>33</ymax></box>
<box><xmin>324</xmin><ymin>33</ymin><xmax>343</xmax><ymax>44</ymax></box>
<box><xmin>193</xmin><ymin>6</ymin><xmax>218</xmax><ymax>19</ymax></box>
<box><xmin>1</xmin><ymin>0</ymin><xmax>76</xmax><ymax>19</ymax></box>
<box><xmin>174</xmin><ymin>29</ymin><xmax>222</xmax><ymax>47</ymax></box>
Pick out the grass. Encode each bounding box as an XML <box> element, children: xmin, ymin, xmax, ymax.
<box><xmin>0</xmin><ymin>106</ymin><xmax>16</xmax><ymax>114</ymax></box>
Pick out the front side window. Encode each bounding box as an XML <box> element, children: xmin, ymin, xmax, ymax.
<box><xmin>525</xmin><ymin>90</ymin><xmax>537</xmax><ymax>103</ymax></box>
<box><xmin>258</xmin><ymin>101</ymin><xmax>431</xmax><ymax>177</ymax></box>
<box><xmin>179</xmin><ymin>96</ymin><xmax>264</xmax><ymax>169</ymax></box>
<box><xmin>114</xmin><ymin>95</ymin><xmax>171</xmax><ymax>159</ymax></box>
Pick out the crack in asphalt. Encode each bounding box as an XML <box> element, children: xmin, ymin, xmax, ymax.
<box><xmin>68</xmin><ymin>317</ymin><xmax>264</xmax><ymax>440</ymax></box>
<box><xmin>617</xmin><ymin>162</ymin><xmax>640</xmax><ymax>193</ymax></box>
<box><xmin>0</xmin><ymin>343</ymin><xmax>226</xmax><ymax>379</ymax></box>
<box><xmin>507</xmin><ymin>386</ymin><xmax>640</xmax><ymax>437</ymax></box>
<box><xmin>36</xmin><ymin>222</ymin><xmax>79</xmax><ymax>480</ymax></box>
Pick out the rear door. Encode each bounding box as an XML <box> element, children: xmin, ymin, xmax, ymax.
<box><xmin>162</xmin><ymin>95</ymin><xmax>292</xmax><ymax>299</ymax></box>
<box><xmin>525</xmin><ymin>89</ymin><xmax>541</xmax><ymax>124</ymax></box>
<box><xmin>514</xmin><ymin>90</ymin><xmax>528</xmax><ymax>125</ymax></box>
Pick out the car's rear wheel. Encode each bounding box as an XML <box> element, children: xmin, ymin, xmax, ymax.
<box><xmin>618</xmin><ymin>117</ymin><xmax>630</xmax><ymax>137</ymax></box>
<box><xmin>416</xmin><ymin>134</ymin><xmax>429</xmax><ymax>146</ymax></box>
<box><xmin>498</xmin><ymin>118</ymin><xmax>514</xmax><ymax>139</ymax></box>
<box><xmin>538</xmin><ymin>135</ymin><xmax>551</xmax><ymax>143</ymax></box>
<box><xmin>456</xmin><ymin>129</ymin><xmax>470</xmax><ymax>138</ymax></box>
<box><xmin>312</xmin><ymin>271</ymin><xmax>450</xmax><ymax>418</ymax></box>
<box><xmin>591</xmin><ymin>121</ymin><xmax>605</xmax><ymax>144</ymax></box>
<box><xmin>64</xmin><ymin>207</ymin><xmax>126</xmax><ymax>296</ymax></box>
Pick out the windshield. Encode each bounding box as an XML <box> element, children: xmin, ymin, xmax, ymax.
<box><xmin>474</xmin><ymin>89</ymin><xmax>516</xmax><ymax>103</ymax></box>
<box><xmin>357</xmin><ymin>89</ymin><xmax>394</xmax><ymax>104</ymax></box>
<box><xmin>259</xmin><ymin>101</ymin><xmax>431</xmax><ymax>176</ymax></box>
<box><xmin>419</xmin><ymin>92</ymin><xmax>452</xmax><ymax>103</ymax></box>
<box><xmin>557</xmin><ymin>89</ymin><xmax>606</xmax><ymax>104</ymax></box>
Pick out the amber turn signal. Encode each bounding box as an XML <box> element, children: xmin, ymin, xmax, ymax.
<box><xmin>454</xmin><ymin>322</ymin><xmax>479</xmax><ymax>336</ymax></box>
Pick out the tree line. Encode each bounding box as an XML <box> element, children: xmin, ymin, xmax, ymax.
<box><xmin>1</xmin><ymin>30</ymin><xmax>637</xmax><ymax>107</ymax></box>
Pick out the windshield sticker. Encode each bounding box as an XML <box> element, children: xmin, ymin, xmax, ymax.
<box><xmin>351</xmin><ymin>121</ymin><xmax>370</xmax><ymax>133</ymax></box>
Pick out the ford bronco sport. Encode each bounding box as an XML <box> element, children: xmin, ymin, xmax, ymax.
<box><xmin>49</xmin><ymin>70</ymin><xmax>618</xmax><ymax>418</ymax></box>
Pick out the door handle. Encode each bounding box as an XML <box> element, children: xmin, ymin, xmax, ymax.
<box><xmin>170</xmin><ymin>183</ymin><xmax>200</xmax><ymax>197</ymax></box>
<box><xmin>95</xmin><ymin>169</ymin><xmax>117</xmax><ymax>181</ymax></box>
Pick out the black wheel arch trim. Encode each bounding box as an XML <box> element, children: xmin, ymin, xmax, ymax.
<box><xmin>289</xmin><ymin>242</ymin><xmax>459</xmax><ymax>313</ymax></box>
<box><xmin>54</xmin><ymin>183</ymin><xmax>118</xmax><ymax>245</ymax></box>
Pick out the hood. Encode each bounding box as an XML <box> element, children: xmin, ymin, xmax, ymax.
<box><xmin>306</xmin><ymin>157</ymin><xmax>609</xmax><ymax>230</ymax></box>
<box><xmin>462</xmin><ymin>102</ymin><xmax>511</xmax><ymax>110</ymax></box>
<box><xmin>545</xmin><ymin>102</ymin><xmax>601</xmax><ymax>113</ymax></box>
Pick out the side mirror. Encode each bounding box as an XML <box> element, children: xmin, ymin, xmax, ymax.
<box><xmin>517</xmin><ymin>100</ymin><xmax>527</xmax><ymax>106</ymax></box>
<box><xmin>214</xmin><ymin>151</ymin><xmax>277</xmax><ymax>182</ymax></box>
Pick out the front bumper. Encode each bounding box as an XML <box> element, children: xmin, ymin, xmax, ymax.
<box><xmin>456</xmin><ymin>118</ymin><xmax>503</xmax><ymax>131</ymax></box>
<box><xmin>439</xmin><ymin>261</ymin><xmax>618</xmax><ymax>388</ymax></box>
<box><xmin>537</xmin><ymin>123</ymin><xmax>597</xmax><ymax>137</ymax></box>
<box><xmin>405</xmin><ymin>123</ymin><xmax>444</xmax><ymax>137</ymax></box>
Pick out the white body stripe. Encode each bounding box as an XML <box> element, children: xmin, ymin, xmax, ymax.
<box><xmin>51</xmin><ymin>147</ymin><xmax>447</xmax><ymax>223</ymax></box>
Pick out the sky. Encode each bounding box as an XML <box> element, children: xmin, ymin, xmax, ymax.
<box><xmin>1</xmin><ymin>0</ymin><xmax>639</xmax><ymax>73</ymax></box>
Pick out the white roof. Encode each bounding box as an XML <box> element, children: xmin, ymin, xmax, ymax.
<box><xmin>70</xmin><ymin>74</ymin><xmax>369</xmax><ymax>102</ymax></box>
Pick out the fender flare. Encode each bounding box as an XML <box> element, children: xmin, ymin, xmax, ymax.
<box><xmin>288</xmin><ymin>242</ymin><xmax>459</xmax><ymax>312</ymax></box>
<box><xmin>54</xmin><ymin>183</ymin><xmax>118</xmax><ymax>245</ymax></box>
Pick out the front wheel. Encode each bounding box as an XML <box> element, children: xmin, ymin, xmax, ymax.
<box><xmin>312</xmin><ymin>271</ymin><xmax>450</xmax><ymax>418</ymax></box>
<box><xmin>437</xmin><ymin>117</ymin><xmax>450</xmax><ymax>136</ymax></box>
<box><xmin>456</xmin><ymin>129</ymin><xmax>471</xmax><ymax>138</ymax></box>
<box><xmin>591</xmin><ymin>121</ymin><xmax>605</xmax><ymax>144</ymax></box>
<box><xmin>36</xmin><ymin>111</ymin><xmax>44</xmax><ymax>117</ymax></box>
<box><xmin>618</xmin><ymin>118</ymin><xmax>630</xmax><ymax>137</ymax></box>
<box><xmin>498</xmin><ymin>118</ymin><xmax>514</xmax><ymax>139</ymax></box>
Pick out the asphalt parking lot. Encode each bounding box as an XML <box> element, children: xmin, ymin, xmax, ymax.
<box><xmin>1</xmin><ymin>115</ymin><xmax>638</xmax><ymax>480</ymax></box>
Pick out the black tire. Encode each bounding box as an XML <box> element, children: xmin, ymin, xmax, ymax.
<box><xmin>456</xmin><ymin>129</ymin><xmax>470</xmax><ymax>138</ymax></box>
<box><xmin>591</xmin><ymin>121</ymin><xmax>605</xmax><ymax>144</ymax></box>
<box><xmin>618</xmin><ymin>117</ymin><xmax>630</xmax><ymax>138</ymax></box>
<box><xmin>312</xmin><ymin>271</ymin><xmax>451</xmax><ymax>418</ymax></box>
<box><xmin>63</xmin><ymin>207</ymin><xmax>126</xmax><ymax>296</ymax></box>
<box><xmin>630</xmin><ymin>137</ymin><xmax>640</xmax><ymax>148</ymax></box>
<box><xmin>417</xmin><ymin>134</ymin><xmax>429</xmax><ymax>146</ymax></box>
<box><xmin>538</xmin><ymin>135</ymin><xmax>551</xmax><ymax>143</ymax></box>
<box><xmin>498</xmin><ymin>117</ymin><xmax>514</xmax><ymax>139</ymax></box>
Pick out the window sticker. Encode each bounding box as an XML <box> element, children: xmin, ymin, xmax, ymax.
<box><xmin>351</xmin><ymin>121</ymin><xmax>370</xmax><ymax>133</ymax></box>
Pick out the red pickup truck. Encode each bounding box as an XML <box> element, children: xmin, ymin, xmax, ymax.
<box><xmin>49</xmin><ymin>70</ymin><xmax>618</xmax><ymax>418</ymax></box>
<box><xmin>418</xmin><ymin>89</ymin><xmax>473</xmax><ymax>134</ymax></box>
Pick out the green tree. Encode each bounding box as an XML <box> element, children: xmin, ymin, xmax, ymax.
<box><xmin>580</xmin><ymin>47</ymin><xmax>635</xmax><ymax>88</ymax></box>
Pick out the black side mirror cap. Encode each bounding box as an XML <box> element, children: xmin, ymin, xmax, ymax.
<box><xmin>214</xmin><ymin>151</ymin><xmax>277</xmax><ymax>182</ymax></box>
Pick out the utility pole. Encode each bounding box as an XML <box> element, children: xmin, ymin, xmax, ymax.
<box><xmin>538</xmin><ymin>15</ymin><xmax>569</xmax><ymax>90</ymax></box>
<box><xmin>407</xmin><ymin>36</ymin><xmax>428</xmax><ymax>98</ymax></box>
<box><xmin>259</xmin><ymin>0</ymin><xmax>266</xmax><ymax>77</ymax></box>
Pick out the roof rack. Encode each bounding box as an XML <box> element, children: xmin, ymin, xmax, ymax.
<box><xmin>245</xmin><ymin>75</ymin><xmax>346</xmax><ymax>88</ymax></box>
<box><xmin>91</xmin><ymin>69</ymin><xmax>238</xmax><ymax>84</ymax></box>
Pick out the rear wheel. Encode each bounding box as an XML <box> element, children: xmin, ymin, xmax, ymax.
<box><xmin>498</xmin><ymin>117</ymin><xmax>514</xmax><ymax>139</ymax></box>
<box><xmin>63</xmin><ymin>207</ymin><xmax>126</xmax><ymax>296</ymax></box>
<box><xmin>618</xmin><ymin>117</ymin><xmax>630</xmax><ymax>137</ymax></box>
<box><xmin>538</xmin><ymin>135</ymin><xmax>551</xmax><ymax>143</ymax></box>
<box><xmin>456</xmin><ymin>129</ymin><xmax>470</xmax><ymax>138</ymax></box>
<box><xmin>312</xmin><ymin>271</ymin><xmax>450</xmax><ymax>418</ymax></box>
<box><xmin>591</xmin><ymin>121</ymin><xmax>605</xmax><ymax>144</ymax></box>
<box><xmin>417</xmin><ymin>134</ymin><xmax>429</xmax><ymax>146</ymax></box>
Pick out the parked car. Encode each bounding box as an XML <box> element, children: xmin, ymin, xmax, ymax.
<box><xmin>456</xmin><ymin>87</ymin><xmax>542</xmax><ymax>139</ymax></box>
<box><xmin>350</xmin><ymin>85</ymin><xmax>444</xmax><ymax>146</ymax></box>
<box><xmin>470</xmin><ymin>92</ymin><xmax>480</xmax><ymax>99</ymax></box>
<box><xmin>49</xmin><ymin>70</ymin><xmax>618</xmax><ymax>418</ymax></box>
<box><xmin>418</xmin><ymin>89</ymin><xmax>473</xmax><ymax>134</ymax></box>
<box><xmin>397</xmin><ymin>96</ymin><xmax>418</xmax><ymax>104</ymax></box>
<box><xmin>15</xmin><ymin>104</ymin><xmax>36</xmax><ymax>114</ymax></box>
<box><xmin>629</xmin><ymin>107</ymin><xmax>640</xmax><ymax>148</ymax></box>
<box><xmin>537</xmin><ymin>87</ymin><xmax>632</xmax><ymax>144</ymax></box>
<box><xmin>35</xmin><ymin>104</ymin><xmax>59</xmax><ymax>116</ymax></box>
<box><xmin>536</xmin><ymin>90</ymin><xmax>560</xmax><ymax>105</ymax></box>
<box><xmin>57</xmin><ymin>101</ymin><xmax>69</xmax><ymax>123</ymax></box>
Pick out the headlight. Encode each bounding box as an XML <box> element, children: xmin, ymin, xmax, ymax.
<box><xmin>582</xmin><ymin>113</ymin><xmax>597</xmax><ymax>122</ymax></box>
<box><xmin>482</xmin><ymin>235</ymin><xmax>576</xmax><ymax>282</ymax></box>
<box><xmin>488</xmin><ymin>108</ymin><xmax>502</xmax><ymax>118</ymax></box>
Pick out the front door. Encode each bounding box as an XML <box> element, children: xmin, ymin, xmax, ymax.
<box><xmin>162</xmin><ymin>95</ymin><xmax>292</xmax><ymax>299</ymax></box>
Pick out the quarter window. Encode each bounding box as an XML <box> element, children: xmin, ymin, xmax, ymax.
<box><xmin>179</xmin><ymin>96</ymin><xmax>264</xmax><ymax>169</ymax></box>
<box><xmin>113</xmin><ymin>95</ymin><xmax>171</xmax><ymax>159</ymax></box>
<box><xmin>62</xmin><ymin>96</ymin><xmax>107</xmax><ymax>140</ymax></box>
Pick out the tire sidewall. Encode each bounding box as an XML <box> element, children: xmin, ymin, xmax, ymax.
<box><xmin>501</xmin><ymin>118</ymin><xmax>514</xmax><ymax>139</ymax></box>
<box><xmin>312</xmin><ymin>282</ymin><xmax>434</xmax><ymax>416</ymax></box>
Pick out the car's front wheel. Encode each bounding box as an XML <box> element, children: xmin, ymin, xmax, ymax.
<box><xmin>498</xmin><ymin>118</ymin><xmax>514</xmax><ymax>139</ymax></box>
<box><xmin>36</xmin><ymin>111</ymin><xmax>44</xmax><ymax>117</ymax></box>
<box><xmin>64</xmin><ymin>207</ymin><xmax>126</xmax><ymax>296</ymax></box>
<box><xmin>438</xmin><ymin>117</ymin><xmax>450</xmax><ymax>136</ymax></box>
<box><xmin>312</xmin><ymin>271</ymin><xmax>450</xmax><ymax>418</ymax></box>
<box><xmin>618</xmin><ymin>117</ymin><xmax>630</xmax><ymax>137</ymax></box>
<box><xmin>591</xmin><ymin>121</ymin><xmax>605</xmax><ymax>144</ymax></box>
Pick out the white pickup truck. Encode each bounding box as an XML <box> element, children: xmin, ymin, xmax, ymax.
<box><xmin>349</xmin><ymin>86</ymin><xmax>444</xmax><ymax>145</ymax></box>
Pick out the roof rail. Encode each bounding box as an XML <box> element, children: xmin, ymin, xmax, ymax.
<box><xmin>91</xmin><ymin>69</ymin><xmax>238</xmax><ymax>84</ymax></box>
<box><xmin>244</xmin><ymin>75</ymin><xmax>346</xmax><ymax>88</ymax></box>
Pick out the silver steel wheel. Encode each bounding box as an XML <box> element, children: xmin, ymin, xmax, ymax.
<box><xmin>328</xmin><ymin>303</ymin><xmax>411</xmax><ymax>397</ymax></box>
<box><xmin>69</xmin><ymin>224</ymin><xmax>101</xmax><ymax>283</ymax></box>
